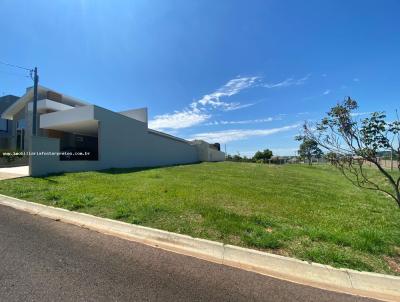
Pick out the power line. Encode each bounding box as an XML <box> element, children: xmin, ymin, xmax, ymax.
<box><xmin>0</xmin><ymin>60</ymin><xmax>39</xmax><ymax>137</ymax></box>
<box><xmin>0</xmin><ymin>69</ymin><xmax>30</xmax><ymax>78</ymax></box>
<box><xmin>0</xmin><ymin>60</ymin><xmax>32</xmax><ymax>72</ymax></box>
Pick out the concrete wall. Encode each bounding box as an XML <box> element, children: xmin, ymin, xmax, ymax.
<box><xmin>30</xmin><ymin>106</ymin><xmax>203</xmax><ymax>176</ymax></box>
<box><xmin>208</xmin><ymin>148</ymin><xmax>225</xmax><ymax>162</ymax></box>
<box><xmin>119</xmin><ymin>108</ymin><xmax>148</xmax><ymax>124</ymax></box>
<box><xmin>193</xmin><ymin>140</ymin><xmax>225</xmax><ymax>162</ymax></box>
<box><xmin>145</xmin><ymin>131</ymin><xmax>198</xmax><ymax>166</ymax></box>
<box><xmin>94</xmin><ymin>106</ymin><xmax>198</xmax><ymax>168</ymax></box>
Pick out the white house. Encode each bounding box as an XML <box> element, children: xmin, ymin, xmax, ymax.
<box><xmin>1</xmin><ymin>86</ymin><xmax>225</xmax><ymax>176</ymax></box>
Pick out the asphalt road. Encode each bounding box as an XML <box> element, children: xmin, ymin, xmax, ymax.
<box><xmin>0</xmin><ymin>205</ymin><xmax>380</xmax><ymax>302</ymax></box>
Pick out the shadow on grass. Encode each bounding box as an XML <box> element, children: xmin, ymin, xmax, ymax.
<box><xmin>97</xmin><ymin>162</ymin><xmax>202</xmax><ymax>175</ymax></box>
<box><xmin>32</xmin><ymin>172</ymin><xmax>66</xmax><ymax>183</ymax></box>
<box><xmin>31</xmin><ymin>162</ymin><xmax>202</xmax><ymax>178</ymax></box>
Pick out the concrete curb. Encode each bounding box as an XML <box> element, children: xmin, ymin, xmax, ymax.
<box><xmin>0</xmin><ymin>194</ymin><xmax>399</xmax><ymax>301</ymax></box>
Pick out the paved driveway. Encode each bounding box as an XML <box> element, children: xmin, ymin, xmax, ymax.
<box><xmin>0</xmin><ymin>165</ymin><xmax>29</xmax><ymax>180</ymax></box>
<box><xmin>0</xmin><ymin>204</ymin><xmax>380</xmax><ymax>302</ymax></box>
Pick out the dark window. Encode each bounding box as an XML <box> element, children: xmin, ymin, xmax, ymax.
<box><xmin>60</xmin><ymin>134</ymin><xmax>98</xmax><ymax>161</ymax></box>
<box><xmin>16</xmin><ymin>129</ymin><xmax>25</xmax><ymax>150</ymax></box>
<box><xmin>0</xmin><ymin>118</ymin><xmax>8</xmax><ymax>132</ymax></box>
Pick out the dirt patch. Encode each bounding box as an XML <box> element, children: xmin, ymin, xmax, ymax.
<box><xmin>384</xmin><ymin>256</ymin><xmax>400</xmax><ymax>274</ymax></box>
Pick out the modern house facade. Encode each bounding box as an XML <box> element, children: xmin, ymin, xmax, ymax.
<box><xmin>1</xmin><ymin>86</ymin><xmax>225</xmax><ymax>176</ymax></box>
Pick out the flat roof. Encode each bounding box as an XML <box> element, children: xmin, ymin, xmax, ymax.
<box><xmin>148</xmin><ymin>128</ymin><xmax>191</xmax><ymax>144</ymax></box>
<box><xmin>1</xmin><ymin>86</ymin><xmax>90</xmax><ymax>120</ymax></box>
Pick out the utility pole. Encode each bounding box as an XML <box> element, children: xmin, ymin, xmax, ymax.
<box><xmin>32</xmin><ymin>67</ymin><xmax>39</xmax><ymax>136</ymax></box>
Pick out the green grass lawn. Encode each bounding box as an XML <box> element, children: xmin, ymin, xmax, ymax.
<box><xmin>0</xmin><ymin>162</ymin><xmax>399</xmax><ymax>275</ymax></box>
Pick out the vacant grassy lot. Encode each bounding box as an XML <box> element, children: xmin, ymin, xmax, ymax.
<box><xmin>0</xmin><ymin>162</ymin><xmax>399</xmax><ymax>275</ymax></box>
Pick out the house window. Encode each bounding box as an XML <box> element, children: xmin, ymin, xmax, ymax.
<box><xmin>16</xmin><ymin>119</ymin><xmax>26</xmax><ymax>150</ymax></box>
<box><xmin>60</xmin><ymin>134</ymin><xmax>98</xmax><ymax>161</ymax></box>
<box><xmin>17</xmin><ymin>119</ymin><xmax>26</xmax><ymax>129</ymax></box>
<box><xmin>0</xmin><ymin>118</ymin><xmax>7</xmax><ymax>132</ymax></box>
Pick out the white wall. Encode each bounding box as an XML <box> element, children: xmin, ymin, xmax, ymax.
<box><xmin>208</xmin><ymin>148</ymin><xmax>225</xmax><ymax>162</ymax></box>
<box><xmin>119</xmin><ymin>108</ymin><xmax>148</xmax><ymax>124</ymax></box>
<box><xmin>193</xmin><ymin>140</ymin><xmax>225</xmax><ymax>162</ymax></box>
<box><xmin>94</xmin><ymin>106</ymin><xmax>199</xmax><ymax>168</ymax></box>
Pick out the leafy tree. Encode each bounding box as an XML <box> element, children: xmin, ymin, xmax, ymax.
<box><xmin>233</xmin><ymin>154</ymin><xmax>242</xmax><ymax>162</ymax></box>
<box><xmin>253</xmin><ymin>149</ymin><xmax>273</xmax><ymax>163</ymax></box>
<box><xmin>300</xmin><ymin>97</ymin><xmax>400</xmax><ymax>208</ymax></box>
<box><xmin>295</xmin><ymin>137</ymin><xmax>323</xmax><ymax>165</ymax></box>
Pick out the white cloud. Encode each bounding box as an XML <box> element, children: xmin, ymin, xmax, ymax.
<box><xmin>205</xmin><ymin>116</ymin><xmax>281</xmax><ymax>126</ymax></box>
<box><xmin>323</xmin><ymin>89</ymin><xmax>331</xmax><ymax>95</ymax></box>
<box><xmin>189</xmin><ymin>124</ymin><xmax>300</xmax><ymax>143</ymax></box>
<box><xmin>223</xmin><ymin>102</ymin><xmax>256</xmax><ymax>111</ymax></box>
<box><xmin>236</xmin><ymin>150</ymin><xmax>258</xmax><ymax>157</ymax></box>
<box><xmin>149</xmin><ymin>76</ymin><xmax>259</xmax><ymax>130</ymax></box>
<box><xmin>263</xmin><ymin>74</ymin><xmax>310</xmax><ymax>88</ymax></box>
<box><xmin>263</xmin><ymin>78</ymin><xmax>293</xmax><ymax>88</ymax></box>
<box><xmin>350</xmin><ymin>112</ymin><xmax>371</xmax><ymax>117</ymax></box>
<box><xmin>271</xmin><ymin>147</ymin><xmax>298</xmax><ymax>156</ymax></box>
<box><xmin>296</xmin><ymin>111</ymin><xmax>310</xmax><ymax>116</ymax></box>
<box><xmin>149</xmin><ymin>110</ymin><xmax>210</xmax><ymax>130</ymax></box>
<box><xmin>197</xmin><ymin>76</ymin><xmax>259</xmax><ymax>110</ymax></box>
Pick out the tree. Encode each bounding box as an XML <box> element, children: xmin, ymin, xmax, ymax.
<box><xmin>253</xmin><ymin>149</ymin><xmax>273</xmax><ymax>163</ymax></box>
<box><xmin>295</xmin><ymin>137</ymin><xmax>323</xmax><ymax>165</ymax></box>
<box><xmin>233</xmin><ymin>154</ymin><xmax>242</xmax><ymax>162</ymax></box>
<box><xmin>300</xmin><ymin>97</ymin><xmax>400</xmax><ymax>208</ymax></box>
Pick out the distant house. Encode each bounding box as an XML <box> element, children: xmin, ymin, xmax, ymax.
<box><xmin>1</xmin><ymin>86</ymin><xmax>224</xmax><ymax>176</ymax></box>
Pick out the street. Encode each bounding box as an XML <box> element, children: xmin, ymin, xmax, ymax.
<box><xmin>0</xmin><ymin>205</ymin><xmax>380</xmax><ymax>302</ymax></box>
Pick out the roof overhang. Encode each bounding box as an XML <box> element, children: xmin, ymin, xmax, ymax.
<box><xmin>1</xmin><ymin>86</ymin><xmax>90</xmax><ymax>120</ymax></box>
<box><xmin>27</xmin><ymin>99</ymin><xmax>73</xmax><ymax>113</ymax></box>
<box><xmin>40</xmin><ymin>105</ymin><xmax>98</xmax><ymax>136</ymax></box>
<box><xmin>1</xmin><ymin>89</ymin><xmax>33</xmax><ymax>120</ymax></box>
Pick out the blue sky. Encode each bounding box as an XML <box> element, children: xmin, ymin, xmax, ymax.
<box><xmin>1</xmin><ymin>0</ymin><xmax>399</xmax><ymax>156</ymax></box>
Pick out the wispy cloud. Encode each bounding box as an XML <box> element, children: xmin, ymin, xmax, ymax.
<box><xmin>205</xmin><ymin>115</ymin><xmax>283</xmax><ymax>126</ymax></box>
<box><xmin>189</xmin><ymin>124</ymin><xmax>300</xmax><ymax>143</ymax></box>
<box><xmin>323</xmin><ymin>89</ymin><xmax>331</xmax><ymax>95</ymax></box>
<box><xmin>263</xmin><ymin>74</ymin><xmax>310</xmax><ymax>88</ymax></box>
<box><xmin>350</xmin><ymin>111</ymin><xmax>371</xmax><ymax>117</ymax></box>
<box><xmin>148</xmin><ymin>110</ymin><xmax>210</xmax><ymax>130</ymax></box>
<box><xmin>149</xmin><ymin>76</ymin><xmax>259</xmax><ymax>131</ymax></box>
<box><xmin>271</xmin><ymin>147</ymin><xmax>298</xmax><ymax>155</ymax></box>
<box><xmin>197</xmin><ymin>76</ymin><xmax>259</xmax><ymax>109</ymax></box>
<box><xmin>353</xmin><ymin>78</ymin><xmax>360</xmax><ymax>82</ymax></box>
<box><xmin>296</xmin><ymin>111</ymin><xmax>310</xmax><ymax>116</ymax></box>
<box><xmin>223</xmin><ymin>102</ymin><xmax>256</xmax><ymax>111</ymax></box>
